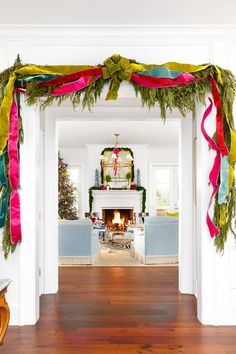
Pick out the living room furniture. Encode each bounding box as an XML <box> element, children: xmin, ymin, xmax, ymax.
<box><xmin>131</xmin><ymin>216</ymin><xmax>178</xmax><ymax>264</ymax></box>
<box><xmin>0</xmin><ymin>279</ymin><xmax>11</xmax><ymax>346</ymax></box>
<box><xmin>58</xmin><ymin>219</ymin><xmax>100</xmax><ymax>265</ymax></box>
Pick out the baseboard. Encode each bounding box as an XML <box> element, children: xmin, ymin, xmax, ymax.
<box><xmin>59</xmin><ymin>256</ymin><xmax>91</xmax><ymax>265</ymax></box>
<box><xmin>131</xmin><ymin>251</ymin><xmax>178</xmax><ymax>265</ymax></box>
<box><xmin>145</xmin><ymin>255</ymin><xmax>178</xmax><ymax>265</ymax></box>
<box><xmin>217</xmin><ymin>305</ymin><xmax>236</xmax><ymax>325</ymax></box>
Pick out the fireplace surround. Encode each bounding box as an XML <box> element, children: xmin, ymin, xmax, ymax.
<box><xmin>91</xmin><ymin>190</ymin><xmax>143</xmax><ymax>218</ymax></box>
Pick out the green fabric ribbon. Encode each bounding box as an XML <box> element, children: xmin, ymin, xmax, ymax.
<box><xmin>15</xmin><ymin>74</ymin><xmax>60</xmax><ymax>86</ymax></box>
<box><xmin>103</xmin><ymin>54</ymin><xmax>132</xmax><ymax>100</ymax></box>
<box><xmin>0</xmin><ymin>153</ymin><xmax>9</xmax><ymax>228</ymax></box>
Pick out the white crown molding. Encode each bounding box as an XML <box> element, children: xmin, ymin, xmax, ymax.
<box><xmin>0</xmin><ymin>25</ymin><xmax>236</xmax><ymax>45</ymax></box>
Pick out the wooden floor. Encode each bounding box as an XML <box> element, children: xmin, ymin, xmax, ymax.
<box><xmin>1</xmin><ymin>267</ymin><xmax>236</xmax><ymax>354</ymax></box>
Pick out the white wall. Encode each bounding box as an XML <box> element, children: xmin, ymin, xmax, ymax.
<box><xmin>60</xmin><ymin>144</ymin><xmax>178</xmax><ymax>215</ymax></box>
<box><xmin>0</xmin><ymin>1</ymin><xmax>235</xmax><ymax>25</ymax></box>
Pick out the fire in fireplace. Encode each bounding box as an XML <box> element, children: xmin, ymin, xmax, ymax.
<box><xmin>103</xmin><ymin>209</ymin><xmax>133</xmax><ymax>230</ymax></box>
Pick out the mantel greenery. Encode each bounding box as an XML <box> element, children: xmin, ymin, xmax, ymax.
<box><xmin>0</xmin><ymin>54</ymin><xmax>235</xmax><ymax>257</ymax></box>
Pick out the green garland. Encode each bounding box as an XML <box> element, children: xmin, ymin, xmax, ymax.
<box><xmin>100</xmin><ymin>147</ymin><xmax>134</xmax><ymax>184</ymax></box>
<box><xmin>0</xmin><ymin>55</ymin><xmax>235</xmax><ymax>255</ymax></box>
<box><xmin>89</xmin><ymin>186</ymin><xmax>100</xmax><ymax>213</ymax></box>
<box><xmin>136</xmin><ymin>186</ymin><xmax>147</xmax><ymax>213</ymax></box>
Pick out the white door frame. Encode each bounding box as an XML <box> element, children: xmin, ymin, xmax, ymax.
<box><xmin>1</xmin><ymin>25</ymin><xmax>235</xmax><ymax>326</ymax></box>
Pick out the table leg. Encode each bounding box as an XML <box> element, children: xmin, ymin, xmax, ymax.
<box><xmin>0</xmin><ymin>294</ymin><xmax>10</xmax><ymax>346</ymax></box>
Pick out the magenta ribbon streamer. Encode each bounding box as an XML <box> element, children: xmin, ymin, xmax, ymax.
<box><xmin>50</xmin><ymin>74</ymin><xmax>102</xmax><ymax>96</ymax></box>
<box><xmin>131</xmin><ymin>72</ymin><xmax>195</xmax><ymax>88</ymax></box>
<box><xmin>113</xmin><ymin>148</ymin><xmax>120</xmax><ymax>176</ymax></box>
<box><xmin>8</xmin><ymin>93</ymin><xmax>22</xmax><ymax>243</ymax></box>
<box><xmin>201</xmin><ymin>97</ymin><xmax>220</xmax><ymax>237</ymax></box>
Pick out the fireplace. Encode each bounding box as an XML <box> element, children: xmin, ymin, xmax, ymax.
<box><xmin>103</xmin><ymin>209</ymin><xmax>134</xmax><ymax>230</ymax></box>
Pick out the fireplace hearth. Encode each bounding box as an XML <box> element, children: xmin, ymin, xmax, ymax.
<box><xmin>103</xmin><ymin>209</ymin><xmax>134</xmax><ymax>230</ymax></box>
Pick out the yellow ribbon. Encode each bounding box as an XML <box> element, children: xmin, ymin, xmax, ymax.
<box><xmin>220</xmin><ymin>204</ymin><xmax>226</xmax><ymax>226</ymax></box>
<box><xmin>224</xmin><ymin>112</ymin><xmax>236</xmax><ymax>194</ymax></box>
<box><xmin>215</xmin><ymin>66</ymin><xmax>223</xmax><ymax>85</ymax></box>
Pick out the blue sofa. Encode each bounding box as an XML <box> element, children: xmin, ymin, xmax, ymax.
<box><xmin>58</xmin><ymin>219</ymin><xmax>100</xmax><ymax>265</ymax></box>
<box><xmin>132</xmin><ymin>216</ymin><xmax>178</xmax><ymax>264</ymax></box>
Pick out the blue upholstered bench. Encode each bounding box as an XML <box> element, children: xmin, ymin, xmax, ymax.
<box><xmin>58</xmin><ymin>219</ymin><xmax>100</xmax><ymax>265</ymax></box>
<box><xmin>132</xmin><ymin>216</ymin><xmax>178</xmax><ymax>264</ymax></box>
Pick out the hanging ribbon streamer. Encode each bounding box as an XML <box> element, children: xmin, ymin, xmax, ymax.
<box><xmin>209</xmin><ymin>76</ymin><xmax>230</xmax><ymax>206</ymax></box>
<box><xmin>130</xmin><ymin>61</ymin><xmax>210</xmax><ymax>73</ymax></box>
<box><xmin>39</xmin><ymin>67</ymin><xmax>103</xmax><ymax>87</ymax></box>
<box><xmin>8</xmin><ymin>93</ymin><xmax>21</xmax><ymax>243</ymax></box>
<box><xmin>218</xmin><ymin>156</ymin><xmax>229</xmax><ymax>204</ymax></box>
<box><xmin>50</xmin><ymin>74</ymin><xmax>102</xmax><ymax>96</ymax></box>
<box><xmin>201</xmin><ymin>97</ymin><xmax>220</xmax><ymax>237</ymax></box>
<box><xmin>15</xmin><ymin>74</ymin><xmax>61</xmax><ymax>87</ymax></box>
<box><xmin>0</xmin><ymin>153</ymin><xmax>9</xmax><ymax>228</ymax></box>
<box><xmin>137</xmin><ymin>67</ymin><xmax>182</xmax><ymax>79</ymax></box>
<box><xmin>131</xmin><ymin>72</ymin><xmax>196</xmax><ymax>88</ymax></box>
<box><xmin>209</xmin><ymin>76</ymin><xmax>229</xmax><ymax>157</ymax></box>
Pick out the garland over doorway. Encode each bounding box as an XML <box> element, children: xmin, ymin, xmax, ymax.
<box><xmin>0</xmin><ymin>54</ymin><xmax>235</xmax><ymax>257</ymax></box>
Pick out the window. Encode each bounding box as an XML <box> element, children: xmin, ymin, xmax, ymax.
<box><xmin>154</xmin><ymin>165</ymin><xmax>178</xmax><ymax>212</ymax></box>
<box><xmin>156</xmin><ymin>168</ymin><xmax>171</xmax><ymax>209</ymax></box>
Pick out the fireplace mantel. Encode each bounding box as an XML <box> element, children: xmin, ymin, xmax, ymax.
<box><xmin>92</xmin><ymin>190</ymin><xmax>143</xmax><ymax>217</ymax></box>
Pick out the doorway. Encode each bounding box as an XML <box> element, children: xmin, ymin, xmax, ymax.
<box><xmin>40</xmin><ymin>91</ymin><xmax>195</xmax><ymax>296</ymax></box>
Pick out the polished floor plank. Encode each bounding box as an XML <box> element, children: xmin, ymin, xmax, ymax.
<box><xmin>1</xmin><ymin>267</ymin><xmax>236</xmax><ymax>353</ymax></box>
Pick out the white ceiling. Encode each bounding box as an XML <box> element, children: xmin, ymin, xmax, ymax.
<box><xmin>58</xmin><ymin>120</ymin><xmax>179</xmax><ymax>148</ymax></box>
<box><xmin>1</xmin><ymin>0</ymin><xmax>236</xmax><ymax>25</ymax></box>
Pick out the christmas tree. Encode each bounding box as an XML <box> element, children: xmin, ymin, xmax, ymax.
<box><xmin>58</xmin><ymin>152</ymin><xmax>78</xmax><ymax>220</ymax></box>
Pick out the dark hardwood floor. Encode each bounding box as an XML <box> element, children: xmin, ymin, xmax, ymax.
<box><xmin>1</xmin><ymin>267</ymin><xmax>236</xmax><ymax>353</ymax></box>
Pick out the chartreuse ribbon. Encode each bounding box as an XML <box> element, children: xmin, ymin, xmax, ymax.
<box><xmin>0</xmin><ymin>65</ymin><xmax>94</xmax><ymax>155</ymax></box>
<box><xmin>103</xmin><ymin>54</ymin><xmax>133</xmax><ymax>100</ymax></box>
<box><xmin>0</xmin><ymin>153</ymin><xmax>8</xmax><ymax>228</ymax></box>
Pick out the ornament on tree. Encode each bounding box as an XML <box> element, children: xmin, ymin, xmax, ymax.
<box><xmin>137</xmin><ymin>168</ymin><xmax>141</xmax><ymax>187</ymax></box>
<box><xmin>95</xmin><ymin>169</ymin><xmax>99</xmax><ymax>187</ymax></box>
<box><xmin>58</xmin><ymin>151</ymin><xmax>78</xmax><ymax>220</ymax></box>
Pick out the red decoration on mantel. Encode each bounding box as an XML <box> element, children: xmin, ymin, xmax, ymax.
<box><xmin>130</xmin><ymin>184</ymin><xmax>137</xmax><ymax>190</ymax></box>
<box><xmin>100</xmin><ymin>185</ymin><xmax>106</xmax><ymax>190</ymax></box>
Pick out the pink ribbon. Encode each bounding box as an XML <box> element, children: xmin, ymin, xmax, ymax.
<box><xmin>113</xmin><ymin>148</ymin><xmax>120</xmax><ymax>176</ymax></box>
<box><xmin>201</xmin><ymin>97</ymin><xmax>220</xmax><ymax>237</ymax></box>
<box><xmin>131</xmin><ymin>72</ymin><xmax>196</xmax><ymax>88</ymax></box>
<box><xmin>50</xmin><ymin>74</ymin><xmax>102</xmax><ymax>96</ymax></box>
<box><xmin>8</xmin><ymin>93</ymin><xmax>22</xmax><ymax>243</ymax></box>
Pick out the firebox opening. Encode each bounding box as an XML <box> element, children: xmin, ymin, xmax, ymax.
<box><xmin>102</xmin><ymin>209</ymin><xmax>134</xmax><ymax>230</ymax></box>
